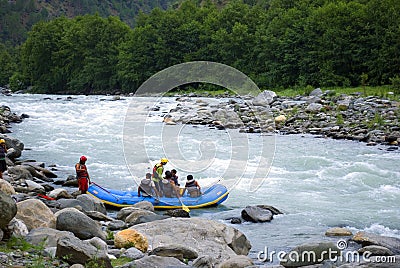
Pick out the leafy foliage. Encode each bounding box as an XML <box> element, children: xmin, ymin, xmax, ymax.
<box><xmin>2</xmin><ymin>0</ymin><xmax>400</xmax><ymax>94</ymax></box>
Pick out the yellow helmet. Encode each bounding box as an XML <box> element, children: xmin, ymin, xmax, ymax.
<box><xmin>160</xmin><ymin>158</ymin><xmax>169</xmax><ymax>164</ymax></box>
<box><xmin>0</xmin><ymin>139</ymin><xmax>5</xmax><ymax>144</ymax></box>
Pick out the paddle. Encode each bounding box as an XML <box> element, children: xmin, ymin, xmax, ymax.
<box><xmin>178</xmin><ymin>196</ymin><xmax>190</xmax><ymax>212</ymax></box>
<box><xmin>91</xmin><ymin>181</ymin><xmax>120</xmax><ymax>201</ymax></box>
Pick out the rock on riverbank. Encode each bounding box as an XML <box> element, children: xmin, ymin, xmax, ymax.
<box><xmin>165</xmin><ymin>89</ymin><xmax>400</xmax><ymax>148</ymax></box>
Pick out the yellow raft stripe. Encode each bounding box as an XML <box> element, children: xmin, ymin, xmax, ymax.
<box><xmin>87</xmin><ymin>191</ymin><xmax>229</xmax><ymax>209</ymax></box>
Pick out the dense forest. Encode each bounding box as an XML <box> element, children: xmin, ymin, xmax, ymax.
<box><xmin>1</xmin><ymin>0</ymin><xmax>400</xmax><ymax>94</ymax></box>
<box><xmin>0</xmin><ymin>0</ymin><xmax>176</xmax><ymax>45</ymax></box>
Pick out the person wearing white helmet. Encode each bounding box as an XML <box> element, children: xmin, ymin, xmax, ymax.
<box><xmin>0</xmin><ymin>139</ymin><xmax>7</xmax><ymax>179</ymax></box>
<box><xmin>152</xmin><ymin>158</ymin><xmax>168</xmax><ymax>194</ymax></box>
<box><xmin>75</xmin><ymin>155</ymin><xmax>90</xmax><ymax>194</ymax></box>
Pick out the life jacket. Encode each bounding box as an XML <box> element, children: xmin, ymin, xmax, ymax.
<box><xmin>162</xmin><ymin>179</ymin><xmax>174</xmax><ymax>198</ymax></box>
<box><xmin>185</xmin><ymin>179</ymin><xmax>200</xmax><ymax>197</ymax></box>
<box><xmin>139</xmin><ymin>178</ymin><xmax>152</xmax><ymax>196</ymax></box>
<box><xmin>152</xmin><ymin>163</ymin><xmax>163</xmax><ymax>181</ymax></box>
<box><xmin>0</xmin><ymin>145</ymin><xmax>5</xmax><ymax>160</ymax></box>
<box><xmin>75</xmin><ymin>163</ymin><xmax>88</xmax><ymax>178</ymax></box>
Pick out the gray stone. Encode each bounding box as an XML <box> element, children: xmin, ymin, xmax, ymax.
<box><xmin>7</xmin><ymin>218</ymin><xmax>29</xmax><ymax>237</ymax></box>
<box><xmin>352</xmin><ymin>232</ymin><xmax>400</xmax><ymax>254</ymax></box>
<box><xmin>217</xmin><ymin>255</ymin><xmax>254</xmax><ymax>268</ymax></box>
<box><xmin>16</xmin><ymin>198</ymin><xmax>56</xmax><ymax>230</ymax></box>
<box><xmin>241</xmin><ymin>206</ymin><xmax>273</xmax><ymax>222</ymax></box>
<box><xmin>55</xmin><ymin>207</ymin><xmax>106</xmax><ymax>241</ymax></box>
<box><xmin>163</xmin><ymin>209</ymin><xmax>190</xmax><ymax>218</ymax></box>
<box><xmin>125</xmin><ymin>208</ymin><xmax>157</xmax><ymax>224</ymax></box>
<box><xmin>76</xmin><ymin>194</ymin><xmax>107</xmax><ymax>214</ymax></box>
<box><xmin>253</xmin><ymin>90</ymin><xmax>277</xmax><ymax>106</ymax></box>
<box><xmin>280</xmin><ymin>242</ymin><xmax>340</xmax><ymax>267</ymax></box>
<box><xmin>26</xmin><ymin>227</ymin><xmax>74</xmax><ymax>248</ymax></box>
<box><xmin>306</xmin><ymin>103</ymin><xmax>323</xmax><ymax>112</ymax></box>
<box><xmin>149</xmin><ymin>244</ymin><xmax>198</xmax><ymax>261</ymax></box>
<box><xmin>7</xmin><ymin>165</ymin><xmax>33</xmax><ymax>181</ymax></box>
<box><xmin>108</xmin><ymin>220</ymin><xmax>127</xmax><ymax>231</ymax></box>
<box><xmin>192</xmin><ymin>255</ymin><xmax>216</xmax><ymax>268</ymax></box>
<box><xmin>85</xmin><ymin>211</ymin><xmax>114</xmax><ymax>221</ymax></box>
<box><xmin>133</xmin><ymin>217</ymin><xmax>251</xmax><ymax>263</ymax></box>
<box><xmin>0</xmin><ymin>190</ymin><xmax>17</xmax><ymax>229</ymax></box>
<box><xmin>56</xmin><ymin>235</ymin><xmax>112</xmax><ymax>267</ymax></box>
<box><xmin>132</xmin><ymin>201</ymin><xmax>154</xmax><ymax>212</ymax></box>
<box><xmin>117</xmin><ymin>207</ymin><xmax>141</xmax><ymax>221</ymax></box>
<box><xmin>128</xmin><ymin>214</ymin><xmax>170</xmax><ymax>225</ymax></box>
<box><xmin>309</xmin><ymin>88</ymin><xmax>323</xmax><ymax>96</ymax></box>
<box><xmin>358</xmin><ymin>245</ymin><xmax>394</xmax><ymax>256</ymax></box>
<box><xmin>133</xmin><ymin>255</ymin><xmax>188</xmax><ymax>268</ymax></box>
<box><xmin>122</xmin><ymin>247</ymin><xmax>145</xmax><ymax>260</ymax></box>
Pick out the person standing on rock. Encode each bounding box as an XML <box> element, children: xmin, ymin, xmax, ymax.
<box><xmin>75</xmin><ymin>155</ymin><xmax>90</xmax><ymax>194</ymax></box>
<box><xmin>152</xmin><ymin>158</ymin><xmax>168</xmax><ymax>194</ymax></box>
<box><xmin>0</xmin><ymin>139</ymin><xmax>7</xmax><ymax>179</ymax></box>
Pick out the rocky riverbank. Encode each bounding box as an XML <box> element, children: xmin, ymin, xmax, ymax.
<box><xmin>1</xmin><ymin>99</ymin><xmax>399</xmax><ymax>267</ymax></box>
<box><xmin>164</xmin><ymin>89</ymin><xmax>400</xmax><ymax>149</ymax></box>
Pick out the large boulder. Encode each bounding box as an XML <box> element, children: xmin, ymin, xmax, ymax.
<box><xmin>125</xmin><ymin>209</ymin><xmax>157</xmax><ymax>224</ymax></box>
<box><xmin>15</xmin><ymin>199</ymin><xmax>56</xmax><ymax>230</ymax></box>
<box><xmin>55</xmin><ymin>207</ymin><xmax>106</xmax><ymax>241</ymax></box>
<box><xmin>132</xmin><ymin>201</ymin><xmax>154</xmax><ymax>212</ymax></box>
<box><xmin>352</xmin><ymin>232</ymin><xmax>400</xmax><ymax>254</ymax></box>
<box><xmin>76</xmin><ymin>194</ymin><xmax>107</xmax><ymax>214</ymax></box>
<box><xmin>0</xmin><ymin>190</ymin><xmax>17</xmax><ymax>229</ymax></box>
<box><xmin>132</xmin><ymin>217</ymin><xmax>251</xmax><ymax>263</ymax></box>
<box><xmin>26</xmin><ymin>227</ymin><xmax>74</xmax><ymax>247</ymax></box>
<box><xmin>114</xmin><ymin>229</ymin><xmax>148</xmax><ymax>252</ymax></box>
<box><xmin>241</xmin><ymin>206</ymin><xmax>273</xmax><ymax>222</ymax></box>
<box><xmin>252</xmin><ymin>90</ymin><xmax>277</xmax><ymax>106</ymax></box>
<box><xmin>0</xmin><ymin>179</ymin><xmax>15</xmax><ymax>195</ymax></box>
<box><xmin>7</xmin><ymin>165</ymin><xmax>33</xmax><ymax>181</ymax></box>
<box><xmin>56</xmin><ymin>235</ymin><xmax>112</xmax><ymax>268</ymax></box>
<box><xmin>48</xmin><ymin>188</ymin><xmax>73</xmax><ymax>199</ymax></box>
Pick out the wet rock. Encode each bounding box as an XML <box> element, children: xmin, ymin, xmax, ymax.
<box><xmin>325</xmin><ymin>227</ymin><xmax>353</xmax><ymax>237</ymax></box>
<box><xmin>352</xmin><ymin>232</ymin><xmax>400</xmax><ymax>254</ymax></box>
<box><xmin>241</xmin><ymin>206</ymin><xmax>273</xmax><ymax>222</ymax></box>
<box><xmin>114</xmin><ymin>229</ymin><xmax>148</xmax><ymax>253</ymax></box>
<box><xmin>230</xmin><ymin>217</ymin><xmax>242</xmax><ymax>224</ymax></box>
<box><xmin>149</xmin><ymin>244</ymin><xmax>198</xmax><ymax>261</ymax></box>
<box><xmin>0</xmin><ymin>190</ymin><xmax>17</xmax><ymax>229</ymax></box>
<box><xmin>358</xmin><ymin>245</ymin><xmax>394</xmax><ymax>256</ymax></box>
<box><xmin>16</xmin><ymin>199</ymin><xmax>56</xmax><ymax>230</ymax></box>
<box><xmin>163</xmin><ymin>208</ymin><xmax>190</xmax><ymax>218</ymax></box>
<box><xmin>217</xmin><ymin>255</ymin><xmax>254</xmax><ymax>268</ymax></box>
<box><xmin>55</xmin><ymin>207</ymin><xmax>106</xmax><ymax>241</ymax></box>
<box><xmin>56</xmin><ymin>235</ymin><xmax>112</xmax><ymax>268</ymax></box>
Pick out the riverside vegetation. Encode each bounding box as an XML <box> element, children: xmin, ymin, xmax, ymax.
<box><xmin>0</xmin><ymin>90</ymin><xmax>399</xmax><ymax>267</ymax></box>
<box><xmin>0</xmin><ymin>0</ymin><xmax>399</xmax><ymax>95</ymax></box>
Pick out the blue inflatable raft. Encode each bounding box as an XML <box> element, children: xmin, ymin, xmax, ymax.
<box><xmin>87</xmin><ymin>182</ymin><xmax>229</xmax><ymax>209</ymax></box>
